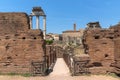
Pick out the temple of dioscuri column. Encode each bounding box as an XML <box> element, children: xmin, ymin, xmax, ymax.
<box><xmin>29</xmin><ymin>7</ymin><xmax>46</xmax><ymax>39</ymax></box>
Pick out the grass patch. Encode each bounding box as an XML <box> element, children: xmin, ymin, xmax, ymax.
<box><xmin>78</xmin><ymin>74</ymin><xmax>91</xmax><ymax>76</ymax></box>
<box><xmin>94</xmin><ymin>73</ymin><xmax>119</xmax><ymax>78</ymax></box>
<box><xmin>21</xmin><ymin>73</ymin><xmax>32</xmax><ymax>77</ymax></box>
<box><xmin>107</xmin><ymin>73</ymin><xmax>119</xmax><ymax>78</ymax></box>
<box><xmin>7</xmin><ymin>72</ymin><xmax>17</xmax><ymax>76</ymax></box>
<box><xmin>0</xmin><ymin>72</ymin><xmax>32</xmax><ymax>77</ymax></box>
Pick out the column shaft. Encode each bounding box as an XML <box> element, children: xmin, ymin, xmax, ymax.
<box><xmin>29</xmin><ymin>15</ymin><xmax>32</xmax><ymax>29</ymax></box>
<box><xmin>36</xmin><ymin>16</ymin><xmax>40</xmax><ymax>29</ymax></box>
<box><xmin>43</xmin><ymin>16</ymin><xmax>46</xmax><ymax>39</ymax></box>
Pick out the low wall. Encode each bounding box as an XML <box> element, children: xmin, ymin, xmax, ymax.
<box><xmin>63</xmin><ymin>53</ymin><xmax>90</xmax><ymax>76</ymax></box>
<box><xmin>46</xmin><ymin>45</ymin><xmax>57</xmax><ymax>70</ymax></box>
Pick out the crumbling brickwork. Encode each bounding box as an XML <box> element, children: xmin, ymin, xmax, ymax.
<box><xmin>0</xmin><ymin>13</ymin><xmax>45</xmax><ymax>74</ymax></box>
<box><xmin>83</xmin><ymin>28</ymin><xmax>115</xmax><ymax>74</ymax></box>
<box><xmin>0</xmin><ymin>13</ymin><xmax>30</xmax><ymax>34</ymax></box>
<box><xmin>46</xmin><ymin>45</ymin><xmax>57</xmax><ymax>69</ymax></box>
<box><xmin>55</xmin><ymin>46</ymin><xmax>63</xmax><ymax>58</ymax></box>
<box><xmin>83</xmin><ymin>23</ymin><xmax>120</xmax><ymax>74</ymax></box>
<box><xmin>114</xmin><ymin>38</ymin><xmax>120</xmax><ymax>74</ymax></box>
<box><xmin>110</xmin><ymin>24</ymin><xmax>120</xmax><ymax>74</ymax></box>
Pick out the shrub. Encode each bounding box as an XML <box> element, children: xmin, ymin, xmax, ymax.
<box><xmin>45</xmin><ymin>40</ymin><xmax>53</xmax><ymax>45</ymax></box>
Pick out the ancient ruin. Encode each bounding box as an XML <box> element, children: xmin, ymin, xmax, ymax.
<box><xmin>62</xmin><ymin>23</ymin><xmax>84</xmax><ymax>45</ymax></box>
<box><xmin>61</xmin><ymin>22</ymin><xmax>120</xmax><ymax>76</ymax></box>
<box><xmin>0</xmin><ymin>7</ymin><xmax>53</xmax><ymax>76</ymax></box>
<box><xmin>30</xmin><ymin>7</ymin><xmax>46</xmax><ymax>39</ymax></box>
<box><xmin>0</xmin><ymin>6</ymin><xmax>119</xmax><ymax>77</ymax></box>
<box><xmin>0</xmin><ymin>12</ymin><xmax>46</xmax><ymax>74</ymax></box>
<box><xmin>82</xmin><ymin>22</ymin><xmax>120</xmax><ymax>74</ymax></box>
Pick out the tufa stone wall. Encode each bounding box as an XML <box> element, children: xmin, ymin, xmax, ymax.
<box><xmin>0</xmin><ymin>13</ymin><xmax>45</xmax><ymax>74</ymax></box>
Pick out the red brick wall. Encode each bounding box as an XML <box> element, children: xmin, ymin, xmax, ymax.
<box><xmin>83</xmin><ymin>29</ymin><xmax>115</xmax><ymax>74</ymax></box>
<box><xmin>0</xmin><ymin>13</ymin><xmax>45</xmax><ymax>74</ymax></box>
<box><xmin>0</xmin><ymin>13</ymin><xmax>30</xmax><ymax>34</ymax></box>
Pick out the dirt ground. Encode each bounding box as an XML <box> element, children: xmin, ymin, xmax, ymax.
<box><xmin>0</xmin><ymin>75</ymin><xmax>119</xmax><ymax>80</ymax></box>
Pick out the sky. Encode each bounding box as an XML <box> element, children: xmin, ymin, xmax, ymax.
<box><xmin>0</xmin><ymin>0</ymin><xmax>120</xmax><ymax>34</ymax></box>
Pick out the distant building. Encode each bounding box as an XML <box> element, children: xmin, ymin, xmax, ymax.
<box><xmin>62</xmin><ymin>23</ymin><xmax>84</xmax><ymax>45</ymax></box>
<box><xmin>86</xmin><ymin>22</ymin><xmax>101</xmax><ymax>29</ymax></box>
<box><xmin>46</xmin><ymin>33</ymin><xmax>61</xmax><ymax>41</ymax></box>
<box><xmin>46</xmin><ymin>34</ymin><xmax>54</xmax><ymax>40</ymax></box>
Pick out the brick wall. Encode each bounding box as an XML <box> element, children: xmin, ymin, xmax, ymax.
<box><xmin>83</xmin><ymin>28</ymin><xmax>115</xmax><ymax>74</ymax></box>
<box><xmin>46</xmin><ymin>45</ymin><xmax>57</xmax><ymax>69</ymax></box>
<box><xmin>111</xmin><ymin>24</ymin><xmax>120</xmax><ymax>74</ymax></box>
<box><xmin>0</xmin><ymin>13</ymin><xmax>30</xmax><ymax>34</ymax></box>
<box><xmin>114</xmin><ymin>38</ymin><xmax>120</xmax><ymax>74</ymax></box>
<box><xmin>0</xmin><ymin>13</ymin><xmax>45</xmax><ymax>74</ymax></box>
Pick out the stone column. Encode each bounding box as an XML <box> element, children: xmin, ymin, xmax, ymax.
<box><xmin>43</xmin><ymin>16</ymin><xmax>46</xmax><ymax>39</ymax></box>
<box><xmin>29</xmin><ymin>15</ymin><xmax>32</xmax><ymax>29</ymax></box>
<box><xmin>36</xmin><ymin>16</ymin><xmax>40</xmax><ymax>29</ymax></box>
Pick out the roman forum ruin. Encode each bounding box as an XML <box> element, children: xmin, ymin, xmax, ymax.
<box><xmin>0</xmin><ymin>6</ymin><xmax>119</xmax><ymax>77</ymax></box>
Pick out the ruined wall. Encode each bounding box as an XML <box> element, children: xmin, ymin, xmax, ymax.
<box><xmin>0</xmin><ymin>13</ymin><xmax>30</xmax><ymax>34</ymax></box>
<box><xmin>55</xmin><ymin>46</ymin><xmax>63</xmax><ymax>58</ymax></box>
<box><xmin>0</xmin><ymin>13</ymin><xmax>45</xmax><ymax>74</ymax></box>
<box><xmin>110</xmin><ymin>24</ymin><xmax>120</xmax><ymax>74</ymax></box>
<box><xmin>114</xmin><ymin>38</ymin><xmax>120</xmax><ymax>74</ymax></box>
<box><xmin>46</xmin><ymin>45</ymin><xmax>57</xmax><ymax>69</ymax></box>
<box><xmin>45</xmin><ymin>45</ymin><xmax>64</xmax><ymax>67</ymax></box>
<box><xmin>83</xmin><ymin>28</ymin><xmax>115</xmax><ymax>74</ymax></box>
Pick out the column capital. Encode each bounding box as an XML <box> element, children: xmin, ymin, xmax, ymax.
<box><xmin>43</xmin><ymin>15</ymin><xmax>46</xmax><ymax>17</ymax></box>
<box><xmin>36</xmin><ymin>15</ymin><xmax>40</xmax><ymax>17</ymax></box>
<box><xmin>29</xmin><ymin>13</ymin><xmax>33</xmax><ymax>17</ymax></box>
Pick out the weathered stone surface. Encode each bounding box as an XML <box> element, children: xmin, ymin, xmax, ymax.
<box><xmin>82</xmin><ymin>22</ymin><xmax>120</xmax><ymax>74</ymax></box>
<box><xmin>0</xmin><ymin>13</ymin><xmax>30</xmax><ymax>34</ymax></box>
<box><xmin>83</xmin><ymin>29</ymin><xmax>114</xmax><ymax>65</ymax></box>
<box><xmin>62</xmin><ymin>22</ymin><xmax>120</xmax><ymax>75</ymax></box>
<box><xmin>0</xmin><ymin>13</ymin><xmax>45</xmax><ymax>74</ymax></box>
<box><xmin>114</xmin><ymin>39</ymin><xmax>120</xmax><ymax>74</ymax></box>
<box><xmin>46</xmin><ymin>45</ymin><xmax>57</xmax><ymax>69</ymax></box>
<box><xmin>83</xmin><ymin>27</ymin><xmax>116</xmax><ymax>74</ymax></box>
<box><xmin>55</xmin><ymin>46</ymin><xmax>63</xmax><ymax>58</ymax></box>
<box><xmin>109</xmin><ymin>23</ymin><xmax>120</xmax><ymax>74</ymax></box>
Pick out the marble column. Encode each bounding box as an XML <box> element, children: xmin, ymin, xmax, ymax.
<box><xmin>36</xmin><ymin>16</ymin><xmax>40</xmax><ymax>29</ymax></box>
<box><xmin>43</xmin><ymin>16</ymin><xmax>46</xmax><ymax>39</ymax></box>
<box><xmin>29</xmin><ymin>15</ymin><xmax>33</xmax><ymax>29</ymax></box>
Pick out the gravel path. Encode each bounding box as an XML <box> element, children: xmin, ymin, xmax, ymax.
<box><xmin>49</xmin><ymin>58</ymin><xmax>70</xmax><ymax>77</ymax></box>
